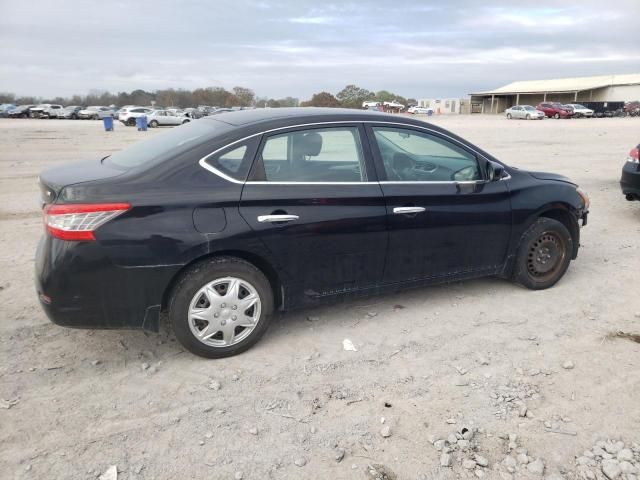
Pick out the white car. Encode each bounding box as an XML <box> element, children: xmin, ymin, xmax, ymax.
<box><xmin>78</xmin><ymin>106</ymin><xmax>115</xmax><ymax>120</ymax></box>
<box><xmin>147</xmin><ymin>110</ymin><xmax>191</xmax><ymax>128</ymax></box>
<box><xmin>30</xmin><ymin>104</ymin><xmax>63</xmax><ymax>118</ymax></box>
<box><xmin>565</xmin><ymin>104</ymin><xmax>594</xmax><ymax>118</ymax></box>
<box><xmin>119</xmin><ymin>106</ymin><xmax>153</xmax><ymax>126</ymax></box>
<box><xmin>408</xmin><ymin>106</ymin><xmax>433</xmax><ymax>115</ymax></box>
<box><xmin>505</xmin><ymin>105</ymin><xmax>545</xmax><ymax>120</ymax></box>
<box><xmin>362</xmin><ymin>101</ymin><xmax>380</xmax><ymax>109</ymax></box>
<box><xmin>383</xmin><ymin>101</ymin><xmax>405</xmax><ymax>110</ymax></box>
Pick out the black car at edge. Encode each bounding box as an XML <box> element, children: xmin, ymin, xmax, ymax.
<box><xmin>36</xmin><ymin>108</ymin><xmax>589</xmax><ymax>358</ymax></box>
<box><xmin>621</xmin><ymin>143</ymin><xmax>640</xmax><ymax>201</ymax></box>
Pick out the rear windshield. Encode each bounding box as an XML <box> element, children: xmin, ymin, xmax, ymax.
<box><xmin>106</xmin><ymin>120</ymin><xmax>226</xmax><ymax>169</ymax></box>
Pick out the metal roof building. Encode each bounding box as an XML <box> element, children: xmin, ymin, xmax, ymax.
<box><xmin>470</xmin><ymin>73</ymin><xmax>640</xmax><ymax>114</ymax></box>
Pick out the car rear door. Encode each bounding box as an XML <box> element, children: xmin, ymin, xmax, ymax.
<box><xmin>365</xmin><ymin>124</ymin><xmax>512</xmax><ymax>284</ymax></box>
<box><xmin>238</xmin><ymin>124</ymin><xmax>388</xmax><ymax>303</ymax></box>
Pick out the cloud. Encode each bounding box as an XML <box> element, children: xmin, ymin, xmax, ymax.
<box><xmin>0</xmin><ymin>0</ymin><xmax>638</xmax><ymax>100</ymax></box>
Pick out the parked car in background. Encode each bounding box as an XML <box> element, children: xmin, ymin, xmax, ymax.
<box><xmin>114</xmin><ymin>105</ymin><xmax>138</xmax><ymax>120</ymax></box>
<box><xmin>621</xmin><ymin>143</ymin><xmax>640</xmax><ymax>201</ymax></box>
<box><xmin>505</xmin><ymin>105</ymin><xmax>545</xmax><ymax>120</ymax></box>
<box><xmin>35</xmin><ymin>108</ymin><xmax>589</xmax><ymax>358</ymax></box>
<box><xmin>147</xmin><ymin>109</ymin><xmax>191</xmax><ymax>127</ymax></box>
<box><xmin>78</xmin><ymin>106</ymin><xmax>115</xmax><ymax>120</ymax></box>
<box><xmin>0</xmin><ymin>103</ymin><xmax>16</xmax><ymax>117</ymax></box>
<box><xmin>119</xmin><ymin>106</ymin><xmax>153</xmax><ymax>126</ymax></box>
<box><xmin>408</xmin><ymin>106</ymin><xmax>434</xmax><ymax>115</ymax></box>
<box><xmin>56</xmin><ymin>106</ymin><xmax>84</xmax><ymax>119</ymax></box>
<box><xmin>8</xmin><ymin>105</ymin><xmax>35</xmax><ymax>118</ymax></box>
<box><xmin>209</xmin><ymin>108</ymin><xmax>233</xmax><ymax>115</ymax></box>
<box><xmin>575</xmin><ymin>101</ymin><xmax>625</xmax><ymax>118</ymax></box>
<box><xmin>30</xmin><ymin>104</ymin><xmax>64</xmax><ymax>118</ymax></box>
<box><xmin>565</xmin><ymin>104</ymin><xmax>594</xmax><ymax>118</ymax></box>
<box><xmin>536</xmin><ymin>102</ymin><xmax>573</xmax><ymax>119</ymax></box>
<box><xmin>624</xmin><ymin>101</ymin><xmax>640</xmax><ymax>117</ymax></box>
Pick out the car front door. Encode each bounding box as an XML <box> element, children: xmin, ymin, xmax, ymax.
<box><xmin>239</xmin><ymin>124</ymin><xmax>388</xmax><ymax>304</ymax></box>
<box><xmin>366</xmin><ymin>124</ymin><xmax>512</xmax><ymax>285</ymax></box>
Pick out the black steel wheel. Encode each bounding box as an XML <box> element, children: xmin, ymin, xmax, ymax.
<box><xmin>512</xmin><ymin>217</ymin><xmax>573</xmax><ymax>290</ymax></box>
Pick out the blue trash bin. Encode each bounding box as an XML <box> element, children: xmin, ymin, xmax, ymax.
<box><xmin>427</xmin><ymin>109</ymin><xmax>433</xmax><ymax>117</ymax></box>
<box><xmin>102</xmin><ymin>116</ymin><xmax>114</xmax><ymax>131</ymax></box>
<box><xmin>136</xmin><ymin>116</ymin><xmax>148</xmax><ymax>131</ymax></box>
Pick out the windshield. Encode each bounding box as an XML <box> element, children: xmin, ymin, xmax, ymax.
<box><xmin>572</xmin><ymin>104</ymin><xmax>585</xmax><ymax>108</ymax></box>
<box><xmin>106</xmin><ymin>119</ymin><xmax>226</xmax><ymax>169</ymax></box>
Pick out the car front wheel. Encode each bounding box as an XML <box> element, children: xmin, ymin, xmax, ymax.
<box><xmin>506</xmin><ymin>113</ymin><xmax>512</xmax><ymax>119</ymax></box>
<box><xmin>553</xmin><ymin>113</ymin><xmax>560</xmax><ymax>119</ymax></box>
<box><xmin>512</xmin><ymin>217</ymin><xmax>573</xmax><ymax>290</ymax></box>
<box><xmin>169</xmin><ymin>257</ymin><xmax>274</xmax><ymax>358</ymax></box>
<box><xmin>149</xmin><ymin>120</ymin><xmax>159</xmax><ymax>128</ymax></box>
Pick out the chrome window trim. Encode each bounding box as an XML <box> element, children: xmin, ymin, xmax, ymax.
<box><xmin>197</xmin><ymin>120</ymin><xmax>508</xmax><ymax>186</ymax></box>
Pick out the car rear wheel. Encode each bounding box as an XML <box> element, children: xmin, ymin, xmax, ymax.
<box><xmin>512</xmin><ymin>217</ymin><xmax>572</xmax><ymax>290</ymax></box>
<box><xmin>127</xmin><ymin>118</ymin><xmax>136</xmax><ymax>126</ymax></box>
<box><xmin>182</xmin><ymin>119</ymin><xmax>190</xmax><ymax>124</ymax></box>
<box><xmin>149</xmin><ymin>120</ymin><xmax>159</xmax><ymax>128</ymax></box>
<box><xmin>169</xmin><ymin>257</ymin><xmax>274</xmax><ymax>358</ymax></box>
<box><xmin>526</xmin><ymin>114</ymin><xmax>531</xmax><ymax>120</ymax></box>
<box><xmin>506</xmin><ymin>113</ymin><xmax>512</xmax><ymax>119</ymax></box>
<box><xmin>553</xmin><ymin>113</ymin><xmax>560</xmax><ymax>119</ymax></box>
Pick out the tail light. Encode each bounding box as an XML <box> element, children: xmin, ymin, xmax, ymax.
<box><xmin>628</xmin><ymin>147</ymin><xmax>639</xmax><ymax>163</ymax></box>
<box><xmin>44</xmin><ymin>203</ymin><xmax>131</xmax><ymax>241</ymax></box>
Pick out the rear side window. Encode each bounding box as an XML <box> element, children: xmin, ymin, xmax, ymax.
<box><xmin>203</xmin><ymin>138</ymin><xmax>259</xmax><ymax>181</ymax></box>
<box><xmin>256</xmin><ymin>127</ymin><xmax>366</xmax><ymax>182</ymax></box>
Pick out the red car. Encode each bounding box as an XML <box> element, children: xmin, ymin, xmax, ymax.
<box><xmin>536</xmin><ymin>102</ymin><xmax>573</xmax><ymax>119</ymax></box>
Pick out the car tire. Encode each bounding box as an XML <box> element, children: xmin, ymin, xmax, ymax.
<box><xmin>169</xmin><ymin>256</ymin><xmax>274</xmax><ymax>358</ymax></box>
<box><xmin>182</xmin><ymin>119</ymin><xmax>190</xmax><ymax>124</ymax></box>
<box><xmin>526</xmin><ymin>114</ymin><xmax>531</xmax><ymax>120</ymax></box>
<box><xmin>553</xmin><ymin>113</ymin><xmax>560</xmax><ymax>119</ymax></box>
<box><xmin>127</xmin><ymin>118</ymin><xmax>136</xmax><ymax>126</ymax></box>
<box><xmin>512</xmin><ymin>217</ymin><xmax>573</xmax><ymax>290</ymax></box>
<box><xmin>506</xmin><ymin>113</ymin><xmax>512</xmax><ymax>119</ymax></box>
<box><xmin>149</xmin><ymin>120</ymin><xmax>159</xmax><ymax>128</ymax></box>
<box><xmin>71</xmin><ymin>114</ymin><xmax>78</xmax><ymax>120</ymax></box>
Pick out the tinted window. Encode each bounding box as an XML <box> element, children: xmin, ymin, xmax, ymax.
<box><xmin>204</xmin><ymin>140</ymin><xmax>258</xmax><ymax>180</ymax></box>
<box><xmin>258</xmin><ymin>127</ymin><xmax>366</xmax><ymax>182</ymax></box>
<box><xmin>107</xmin><ymin>120</ymin><xmax>227</xmax><ymax>169</ymax></box>
<box><xmin>372</xmin><ymin>127</ymin><xmax>481</xmax><ymax>182</ymax></box>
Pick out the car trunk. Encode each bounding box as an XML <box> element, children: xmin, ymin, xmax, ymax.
<box><xmin>39</xmin><ymin>158</ymin><xmax>126</xmax><ymax>205</ymax></box>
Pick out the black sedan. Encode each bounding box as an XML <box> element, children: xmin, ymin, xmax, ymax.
<box><xmin>36</xmin><ymin>108</ymin><xmax>589</xmax><ymax>358</ymax></box>
<box><xmin>621</xmin><ymin>143</ymin><xmax>640</xmax><ymax>201</ymax></box>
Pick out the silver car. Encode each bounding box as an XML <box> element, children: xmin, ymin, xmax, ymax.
<box><xmin>565</xmin><ymin>104</ymin><xmax>594</xmax><ymax>118</ymax></box>
<box><xmin>147</xmin><ymin>109</ymin><xmax>191</xmax><ymax>127</ymax></box>
<box><xmin>505</xmin><ymin>105</ymin><xmax>545</xmax><ymax>120</ymax></box>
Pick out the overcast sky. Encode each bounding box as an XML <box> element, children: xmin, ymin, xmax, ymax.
<box><xmin>1</xmin><ymin>0</ymin><xmax>639</xmax><ymax>100</ymax></box>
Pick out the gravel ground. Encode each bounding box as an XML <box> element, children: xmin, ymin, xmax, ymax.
<box><xmin>1</xmin><ymin>116</ymin><xmax>639</xmax><ymax>480</ymax></box>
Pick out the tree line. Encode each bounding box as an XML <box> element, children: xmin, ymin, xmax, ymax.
<box><xmin>0</xmin><ymin>84</ymin><xmax>415</xmax><ymax>109</ymax></box>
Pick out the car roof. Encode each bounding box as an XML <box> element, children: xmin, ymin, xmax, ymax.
<box><xmin>200</xmin><ymin>107</ymin><xmax>425</xmax><ymax>128</ymax></box>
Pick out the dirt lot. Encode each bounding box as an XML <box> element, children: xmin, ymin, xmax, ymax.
<box><xmin>1</xmin><ymin>116</ymin><xmax>639</xmax><ymax>480</ymax></box>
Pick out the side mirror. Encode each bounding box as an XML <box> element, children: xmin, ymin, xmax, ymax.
<box><xmin>487</xmin><ymin>161</ymin><xmax>505</xmax><ymax>181</ymax></box>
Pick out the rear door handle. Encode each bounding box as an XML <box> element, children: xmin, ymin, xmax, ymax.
<box><xmin>257</xmin><ymin>214</ymin><xmax>300</xmax><ymax>223</ymax></box>
<box><xmin>393</xmin><ymin>206</ymin><xmax>425</xmax><ymax>215</ymax></box>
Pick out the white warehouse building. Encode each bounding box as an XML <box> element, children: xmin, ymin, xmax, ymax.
<box><xmin>469</xmin><ymin>73</ymin><xmax>640</xmax><ymax>114</ymax></box>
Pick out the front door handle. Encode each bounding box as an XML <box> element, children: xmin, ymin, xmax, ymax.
<box><xmin>257</xmin><ymin>214</ymin><xmax>300</xmax><ymax>223</ymax></box>
<box><xmin>393</xmin><ymin>206</ymin><xmax>426</xmax><ymax>215</ymax></box>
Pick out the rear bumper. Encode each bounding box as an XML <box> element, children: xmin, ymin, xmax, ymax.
<box><xmin>621</xmin><ymin>162</ymin><xmax>640</xmax><ymax>199</ymax></box>
<box><xmin>35</xmin><ymin>235</ymin><xmax>181</xmax><ymax>331</ymax></box>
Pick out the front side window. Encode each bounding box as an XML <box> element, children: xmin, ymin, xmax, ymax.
<box><xmin>372</xmin><ymin>127</ymin><xmax>482</xmax><ymax>182</ymax></box>
<box><xmin>257</xmin><ymin>127</ymin><xmax>366</xmax><ymax>182</ymax></box>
